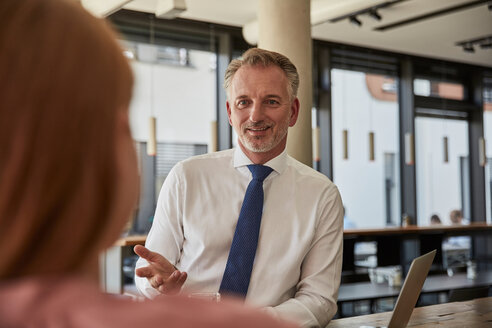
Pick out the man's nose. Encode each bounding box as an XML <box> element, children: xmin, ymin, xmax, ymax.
<box><xmin>249</xmin><ymin>102</ymin><xmax>264</xmax><ymax>122</ymax></box>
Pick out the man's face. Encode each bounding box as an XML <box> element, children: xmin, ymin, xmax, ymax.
<box><xmin>226</xmin><ymin>65</ymin><xmax>299</xmax><ymax>162</ymax></box>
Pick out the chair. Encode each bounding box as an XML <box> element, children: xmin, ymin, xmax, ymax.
<box><xmin>448</xmin><ymin>286</ymin><xmax>490</xmax><ymax>302</ymax></box>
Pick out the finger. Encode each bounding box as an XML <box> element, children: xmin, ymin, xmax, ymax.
<box><xmin>150</xmin><ymin>275</ymin><xmax>164</xmax><ymax>290</ymax></box>
<box><xmin>133</xmin><ymin>245</ymin><xmax>152</xmax><ymax>260</ymax></box>
<box><xmin>135</xmin><ymin>266</ymin><xmax>154</xmax><ymax>278</ymax></box>
<box><xmin>176</xmin><ymin>272</ymin><xmax>187</xmax><ymax>286</ymax></box>
<box><xmin>158</xmin><ymin>282</ymin><xmax>180</xmax><ymax>295</ymax></box>
<box><xmin>134</xmin><ymin>245</ymin><xmax>172</xmax><ymax>268</ymax></box>
<box><xmin>165</xmin><ymin>270</ymin><xmax>181</xmax><ymax>284</ymax></box>
<box><xmin>158</xmin><ymin>271</ymin><xmax>181</xmax><ymax>294</ymax></box>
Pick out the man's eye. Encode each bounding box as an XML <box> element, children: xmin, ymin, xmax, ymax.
<box><xmin>237</xmin><ymin>100</ymin><xmax>248</xmax><ymax>107</ymax></box>
<box><xmin>266</xmin><ymin>99</ymin><xmax>279</xmax><ymax>105</ymax></box>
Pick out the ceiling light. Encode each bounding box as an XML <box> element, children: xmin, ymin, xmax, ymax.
<box><xmin>349</xmin><ymin>16</ymin><xmax>362</xmax><ymax>27</ymax></box>
<box><xmin>463</xmin><ymin>44</ymin><xmax>475</xmax><ymax>53</ymax></box>
<box><xmin>480</xmin><ymin>42</ymin><xmax>492</xmax><ymax>49</ymax></box>
<box><xmin>479</xmin><ymin>37</ymin><xmax>492</xmax><ymax>49</ymax></box>
<box><xmin>456</xmin><ymin>34</ymin><xmax>492</xmax><ymax>53</ymax></box>
<box><xmin>369</xmin><ymin>10</ymin><xmax>382</xmax><ymax>21</ymax></box>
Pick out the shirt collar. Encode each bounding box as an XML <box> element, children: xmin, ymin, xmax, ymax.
<box><xmin>233</xmin><ymin>147</ymin><xmax>288</xmax><ymax>175</ymax></box>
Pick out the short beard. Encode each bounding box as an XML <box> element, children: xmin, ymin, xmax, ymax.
<box><xmin>240</xmin><ymin>120</ymin><xmax>289</xmax><ymax>153</ymax></box>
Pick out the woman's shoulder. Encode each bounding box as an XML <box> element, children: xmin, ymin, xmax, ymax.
<box><xmin>0</xmin><ymin>277</ymin><xmax>297</xmax><ymax>328</ymax></box>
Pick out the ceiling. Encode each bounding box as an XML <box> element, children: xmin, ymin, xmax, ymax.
<box><xmin>91</xmin><ymin>0</ymin><xmax>492</xmax><ymax>68</ymax></box>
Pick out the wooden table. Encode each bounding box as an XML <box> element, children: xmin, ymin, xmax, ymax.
<box><xmin>115</xmin><ymin>223</ymin><xmax>492</xmax><ymax>247</ymax></box>
<box><xmin>327</xmin><ymin>297</ymin><xmax>492</xmax><ymax>327</ymax></box>
<box><xmin>114</xmin><ymin>234</ymin><xmax>147</xmax><ymax>246</ymax></box>
<box><xmin>343</xmin><ymin>222</ymin><xmax>492</xmax><ymax>237</ymax></box>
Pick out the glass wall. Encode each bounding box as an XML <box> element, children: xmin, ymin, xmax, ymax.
<box><xmin>128</xmin><ymin>43</ymin><xmax>216</xmax><ymax>148</ymax></box>
<box><xmin>484</xmin><ymin>82</ymin><xmax>492</xmax><ymax>223</ymax></box>
<box><xmin>124</xmin><ymin>42</ymin><xmax>217</xmax><ymax>233</ymax></box>
<box><xmin>414</xmin><ymin>79</ymin><xmax>464</xmax><ymax>100</ymax></box>
<box><xmin>415</xmin><ymin>117</ymin><xmax>469</xmax><ymax>226</ymax></box>
<box><xmin>331</xmin><ymin>69</ymin><xmax>400</xmax><ymax>228</ymax></box>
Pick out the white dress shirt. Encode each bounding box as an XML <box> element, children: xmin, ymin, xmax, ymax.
<box><xmin>135</xmin><ymin>147</ymin><xmax>343</xmax><ymax>327</ymax></box>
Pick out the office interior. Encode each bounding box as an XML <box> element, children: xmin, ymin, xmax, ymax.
<box><xmin>85</xmin><ymin>0</ymin><xmax>492</xmax><ymax>319</ymax></box>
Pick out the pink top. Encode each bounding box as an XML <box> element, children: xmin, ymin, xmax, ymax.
<box><xmin>0</xmin><ymin>276</ymin><xmax>298</xmax><ymax>328</ymax></box>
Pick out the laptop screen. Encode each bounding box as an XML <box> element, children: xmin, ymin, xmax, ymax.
<box><xmin>387</xmin><ymin>250</ymin><xmax>436</xmax><ymax>328</ymax></box>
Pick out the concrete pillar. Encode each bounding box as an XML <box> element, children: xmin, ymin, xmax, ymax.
<box><xmin>258</xmin><ymin>0</ymin><xmax>312</xmax><ymax>167</ymax></box>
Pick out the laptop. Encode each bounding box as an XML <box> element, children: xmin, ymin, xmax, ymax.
<box><xmin>361</xmin><ymin>249</ymin><xmax>436</xmax><ymax>328</ymax></box>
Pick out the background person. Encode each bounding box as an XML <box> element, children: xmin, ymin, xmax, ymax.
<box><xmin>449</xmin><ymin>209</ymin><xmax>469</xmax><ymax>225</ymax></box>
<box><xmin>0</xmin><ymin>1</ymin><xmax>296</xmax><ymax>328</ymax></box>
<box><xmin>443</xmin><ymin>209</ymin><xmax>471</xmax><ymax>273</ymax></box>
<box><xmin>135</xmin><ymin>48</ymin><xmax>344</xmax><ymax>328</ymax></box>
<box><xmin>430</xmin><ymin>214</ymin><xmax>442</xmax><ymax>225</ymax></box>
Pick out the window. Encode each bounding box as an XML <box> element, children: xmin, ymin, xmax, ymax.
<box><xmin>484</xmin><ymin>79</ymin><xmax>492</xmax><ymax>223</ymax></box>
<box><xmin>415</xmin><ymin>117</ymin><xmax>469</xmax><ymax>226</ymax></box>
<box><xmin>126</xmin><ymin>42</ymin><xmax>217</xmax><ymax>233</ymax></box>
<box><xmin>414</xmin><ymin>79</ymin><xmax>464</xmax><ymax>101</ymax></box>
<box><xmin>331</xmin><ymin>69</ymin><xmax>400</xmax><ymax>228</ymax></box>
<box><xmin>128</xmin><ymin>43</ymin><xmax>216</xmax><ymax>148</ymax></box>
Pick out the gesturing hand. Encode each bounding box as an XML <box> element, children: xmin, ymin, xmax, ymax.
<box><xmin>134</xmin><ymin>245</ymin><xmax>187</xmax><ymax>295</ymax></box>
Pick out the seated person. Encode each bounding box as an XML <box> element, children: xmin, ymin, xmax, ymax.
<box><xmin>0</xmin><ymin>1</ymin><xmax>296</xmax><ymax>328</ymax></box>
<box><xmin>443</xmin><ymin>210</ymin><xmax>471</xmax><ymax>270</ymax></box>
<box><xmin>449</xmin><ymin>209</ymin><xmax>469</xmax><ymax>225</ymax></box>
<box><xmin>134</xmin><ymin>48</ymin><xmax>344</xmax><ymax>328</ymax></box>
<box><xmin>430</xmin><ymin>214</ymin><xmax>442</xmax><ymax>225</ymax></box>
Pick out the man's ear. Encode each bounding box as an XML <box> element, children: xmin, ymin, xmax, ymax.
<box><xmin>226</xmin><ymin>101</ymin><xmax>233</xmax><ymax>126</ymax></box>
<box><xmin>289</xmin><ymin>98</ymin><xmax>300</xmax><ymax>127</ymax></box>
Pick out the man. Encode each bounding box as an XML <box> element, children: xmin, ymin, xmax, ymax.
<box><xmin>449</xmin><ymin>209</ymin><xmax>464</xmax><ymax>225</ymax></box>
<box><xmin>134</xmin><ymin>48</ymin><xmax>343</xmax><ymax>327</ymax></box>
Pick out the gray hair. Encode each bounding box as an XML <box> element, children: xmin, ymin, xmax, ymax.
<box><xmin>224</xmin><ymin>48</ymin><xmax>299</xmax><ymax>100</ymax></box>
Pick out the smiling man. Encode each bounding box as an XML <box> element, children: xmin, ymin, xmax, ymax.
<box><xmin>134</xmin><ymin>48</ymin><xmax>343</xmax><ymax>328</ymax></box>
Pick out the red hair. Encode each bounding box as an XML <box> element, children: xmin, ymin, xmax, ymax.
<box><xmin>0</xmin><ymin>0</ymin><xmax>135</xmax><ymax>279</ymax></box>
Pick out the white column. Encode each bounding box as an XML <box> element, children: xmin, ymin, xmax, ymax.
<box><xmin>258</xmin><ymin>0</ymin><xmax>312</xmax><ymax>167</ymax></box>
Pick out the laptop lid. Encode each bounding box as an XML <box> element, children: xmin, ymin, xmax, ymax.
<box><xmin>361</xmin><ymin>250</ymin><xmax>436</xmax><ymax>328</ymax></box>
<box><xmin>387</xmin><ymin>249</ymin><xmax>436</xmax><ymax>328</ymax></box>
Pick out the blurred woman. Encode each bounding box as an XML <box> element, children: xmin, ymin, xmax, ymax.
<box><xmin>430</xmin><ymin>214</ymin><xmax>442</xmax><ymax>225</ymax></box>
<box><xmin>0</xmin><ymin>1</ymin><xmax>296</xmax><ymax>327</ymax></box>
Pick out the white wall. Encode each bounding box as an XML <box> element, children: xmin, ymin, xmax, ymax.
<box><xmin>129</xmin><ymin>49</ymin><xmax>216</xmax><ymax>145</ymax></box>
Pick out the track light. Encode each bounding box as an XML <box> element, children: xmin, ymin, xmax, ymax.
<box><xmin>456</xmin><ymin>34</ymin><xmax>492</xmax><ymax>53</ymax></box>
<box><xmin>369</xmin><ymin>9</ymin><xmax>382</xmax><ymax>21</ymax></box>
<box><xmin>463</xmin><ymin>43</ymin><xmax>475</xmax><ymax>53</ymax></box>
<box><xmin>349</xmin><ymin>16</ymin><xmax>362</xmax><ymax>27</ymax></box>
<box><xmin>480</xmin><ymin>37</ymin><xmax>492</xmax><ymax>49</ymax></box>
<box><xmin>481</xmin><ymin>42</ymin><xmax>492</xmax><ymax>49</ymax></box>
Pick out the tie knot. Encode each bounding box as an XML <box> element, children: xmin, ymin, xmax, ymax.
<box><xmin>248</xmin><ymin>164</ymin><xmax>273</xmax><ymax>182</ymax></box>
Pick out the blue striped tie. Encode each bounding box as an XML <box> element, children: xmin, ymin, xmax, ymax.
<box><xmin>219</xmin><ymin>164</ymin><xmax>273</xmax><ymax>298</ymax></box>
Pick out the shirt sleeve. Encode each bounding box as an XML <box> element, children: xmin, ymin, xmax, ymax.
<box><xmin>264</xmin><ymin>184</ymin><xmax>344</xmax><ymax>328</ymax></box>
<box><xmin>134</xmin><ymin>164</ymin><xmax>184</xmax><ymax>299</ymax></box>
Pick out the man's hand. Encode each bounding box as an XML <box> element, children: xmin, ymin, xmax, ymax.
<box><xmin>134</xmin><ymin>245</ymin><xmax>187</xmax><ymax>295</ymax></box>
